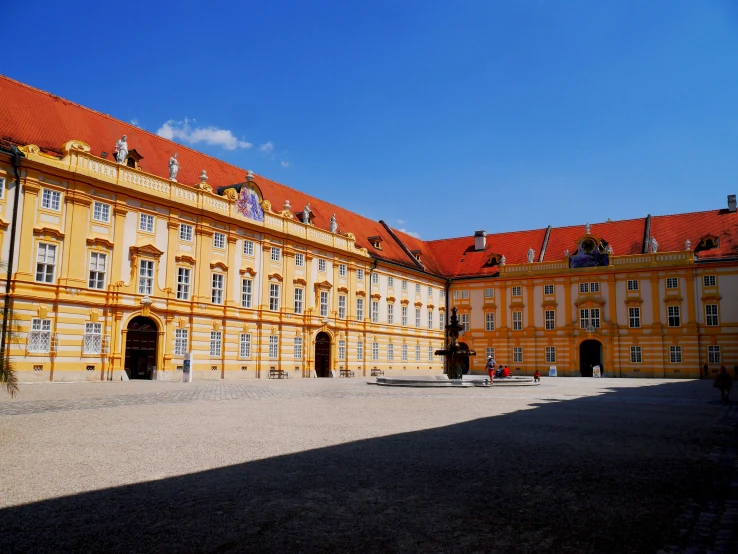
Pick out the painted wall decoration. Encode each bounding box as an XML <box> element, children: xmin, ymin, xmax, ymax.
<box><xmin>235</xmin><ymin>185</ymin><xmax>264</xmax><ymax>222</ymax></box>
<box><xmin>569</xmin><ymin>236</ymin><xmax>610</xmax><ymax>268</ymax></box>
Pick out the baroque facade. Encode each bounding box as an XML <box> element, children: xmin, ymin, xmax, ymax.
<box><xmin>0</xmin><ymin>75</ymin><xmax>736</xmax><ymax>381</ymax></box>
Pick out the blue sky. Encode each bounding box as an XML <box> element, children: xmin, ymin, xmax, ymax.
<box><xmin>5</xmin><ymin>1</ymin><xmax>738</xmax><ymax>239</ymax></box>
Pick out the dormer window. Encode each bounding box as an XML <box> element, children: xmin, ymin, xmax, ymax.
<box><xmin>126</xmin><ymin>149</ymin><xmax>143</xmax><ymax>170</ymax></box>
<box><xmin>368</xmin><ymin>236</ymin><xmax>383</xmax><ymax>250</ymax></box>
<box><xmin>485</xmin><ymin>253</ymin><xmax>503</xmax><ymax>266</ymax></box>
<box><xmin>410</xmin><ymin>250</ymin><xmax>422</xmax><ymax>262</ymax></box>
<box><xmin>696</xmin><ymin>234</ymin><xmax>719</xmax><ymax>252</ymax></box>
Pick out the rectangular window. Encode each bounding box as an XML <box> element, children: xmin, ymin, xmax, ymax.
<box><xmin>428</xmin><ymin>309</ymin><xmax>433</xmax><ymax>329</ymax></box>
<box><xmin>211</xmin><ymin>273</ymin><xmax>224</xmax><ymax>304</ymax></box>
<box><xmin>174</xmin><ymin>329</ymin><xmax>188</xmax><ymax>356</ymax></box>
<box><xmin>357</xmin><ymin>268</ymin><xmax>364</xmax><ymax>281</ymax></box>
<box><xmin>295</xmin><ymin>252</ymin><xmax>304</xmax><ymax>267</ymax></box>
<box><xmin>372</xmin><ymin>273</ymin><xmax>379</xmax><ymax>285</ymax></box>
<box><xmin>269</xmin><ymin>335</ymin><xmax>279</xmax><ymax>358</ymax></box>
<box><xmin>706</xmin><ymin>304</ymin><xmax>719</xmax><ymax>326</ymax></box>
<box><xmin>294</xmin><ymin>288</ymin><xmax>304</xmax><ymax>314</ymax></box>
<box><xmin>176</xmin><ymin>267</ymin><xmax>191</xmax><ymax>300</ymax></box>
<box><xmin>668</xmin><ymin>305</ymin><xmax>681</xmax><ymax>327</ymax></box>
<box><xmin>372</xmin><ymin>342</ymin><xmax>379</xmax><ymax>361</ymax></box>
<box><xmin>41</xmin><ymin>188</ymin><xmax>61</xmax><ymax>211</ymax></box>
<box><xmin>243</xmin><ymin>240</ymin><xmax>254</xmax><ymax>256</ymax></box>
<box><xmin>415</xmin><ymin>308</ymin><xmax>421</xmax><ymax>328</ymax></box>
<box><xmin>669</xmin><ymin>345</ymin><xmax>682</xmax><ymax>364</ymax></box>
<box><xmin>413</xmin><ymin>284</ymin><xmax>419</xmax><ymax>294</ymax></box>
<box><xmin>402</xmin><ymin>306</ymin><xmax>408</xmax><ymax>326</ymax></box>
<box><xmin>320</xmin><ymin>291</ymin><xmax>329</xmax><ymax>317</ymax></box>
<box><xmin>88</xmin><ymin>252</ymin><xmax>107</xmax><ymax>289</ymax></box>
<box><xmin>28</xmin><ymin>319</ymin><xmax>52</xmax><ymax>353</ymax></box>
<box><xmin>372</xmin><ymin>301</ymin><xmax>379</xmax><ymax>323</ymax></box>
<box><xmin>545</xmin><ymin>310</ymin><xmax>555</xmax><ymax>330</ymax></box>
<box><xmin>357</xmin><ymin>341</ymin><xmax>364</xmax><ymax>361</ymax></box>
<box><xmin>388</xmin><ymin>276</ymin><xmax>394</xmax><ymax>288</ymax></box>
<box><xmin>512</xmin><ymin>286</ymin><xmax>522</xmax><ymax>297</ymax></box>
<box><xmin>239</xmin><ymin>333</ymin><xmax>251</xmax><ymax>358</ymax></box>
<box><xmin>627</xmin><ymin>279</ymin><xmax>639</xmax><ymax>291</ymax></box>
<box><xmin>339</xmin><ymin>264</ymin><xmax>347</xmax><ymax>277</ymax></box>
<box><xmin>35</xmin><ymin>243</ymin><xmax>57</xmax><ymax>283</ymax></box>
<box><xmin>703</xmin><ymin>275</ymin><xmax>716</xmax><ymax>287</ymax></box>
<box><xmin>590</xmin><ymin>308</ymin><xmax>601</xmax><ymax>328</ymax></box>
<box><xmin>402</xmin><ymin>280</ymin><xmax>408</xmax><ymax>291</ymax></box>
<box><xmin>544</xmin><ymin>284</ymin><xmax>554</xmax><ymax>295</ymax></box>
<box><xmin>461</xmin><ymin>289</ymin><xmax>469</xmax><ymax>299</ymax></box>
<box><xmin>269</xmin><ymin>283</ymin><xmax>280</xmax><ymax>311</ymax></box>
<box><xmin>513</xmin><ymin>347</ymin><xmax>522</xmax><ymax>363</ymax></box>
<box><xmin>356</xmin><ymin>298</ymin><xmax>364</xmax><ymax>321</ymax></box>
<box><xmin>708</xmin><ymin>345</ymin><xmax>721</xmax><ymax>364</ymax></box>
<box><xmin>440</xmin><ymin>289</ymin><xmax>445</xmax><ymax>300</ymax></box>
<box><xmin>666</xmin><ymin>277</ymin><xmax>678</xmax><ymax>289</ymax></box>
<box><xmin>461</xmin><ymin>313</ymin><xmax>470</xmax><ymax>332</ymax></box>
<box><xmin>139</xmin><ymin>213</ymin><xmax>154</xmax><ymax>232</ymax></box>
<box><xmin>545</xmin><ymin>346</ymin><xmax>556</xmax><ymax>363</ymax></box>
<box><xmin>83</xmin><ymin>322</ymin><xmax>102</xmax><ymax>354</ymax></box>
<box><xmin>271</xmin><ymin>247</ymin><xmax>281</xmax><ymax>262</ymax></box>
<box><xmin>213</xmin><ymin>232</ymin><xmax>225</xmax><ymax>249</ymax></box>
<box><xmin>579</xmin><ymin>283</ymin><xmax>589</xmax><ymax>293</ymax></box>
<box><xmin>401</xmin><ymin>344</ymin><xmax>408</xmax><ymax>361</ymax></box>
<box><xmin>628</xmin><ymin>307</ymin><xmax>641</xmax><ymax>328</ymax></box>
<box><xmin>0</xmin><ymin>177</ymin><xmax>4</xmax><ymax>199</ymax></box>
<box><xmin>512</xmin><ymin>311</ymin><xmax>522</xmax><ymax>331</ymax></box>
<box><xmin>416</xmin><ymin>345</ymin><xmax>421</xmax><ymax>362</ymax></box>
<box><xmin>387</xmin><ymin>343</ymin><xmax>394</xmax><ymax>361</ymax></box>
<box><xmin>429</xmin><ymin>345</ymin><xmax>434</xmax><ymax>361</ymax></box>
<box><xmin>453</xmin><ymin>290</ymin><xmax>460</xmax><ymax>300</ymax></box>
<box><xmin>486</xmin><ymin>347</ymin><xmax>495</xmax><ymax>361</ymax></box>
<box><xmin>138</xmin><ymin>259</ymin><xmax>154</xmax><ymax>295</ymax></box>
<box><xmin>485</xmin><ymin>288</ymin><xmax>495</xmax><ymax>298</ymax></box>
<box><xmin>439</xmin><ymin>311</ymin><xmax>444</xmax><ymax>329</ymax></box>
<box><xmin>92</xmin><ymin>201</ymin><xmax>110</xmax><ymax>223</ymax></box>
<box><xmin>318</xmin><ymin>259</ymin><xmax>326</xmax><ymax>272</ymax></box>
<box><xmin>387</xmin><ymin>303</ymin><xmax>394</xmax><ymax>325</ymax></box>
<box><xmin>590</xmin><ymin>282</ymin><xmax>600</xmax><ymax>293</ymax></box>
<box><xmin>210</xmin><ymin>331</ymin><xmax>222</xmax><ymax>357</ymax></box>
<box><xmin>179</xmin><ymin>224</ymin><xmax>193</xmax><ymax>242</ymax></box>
<box><xmin>485</xmin><ymin>312</ymin><xmax>495</xmax><ymax>331</ymax></box>
<box><xmin>338</xmin><ymin>340</ymin><xmax>346</xmax><ymax>360</ymax></box>
<box><xmin>630</xmin><ymin>346</ymin><xmax>642</xmax><ymax>364</ymax></box>
<box><xmin>241</xmin><ymin>279</ymin><xmax>253</xmax><ymax>308</ymax></box>
<box><xmin>428</xmin><ymin>286</ymin><xmax>433</xmax><ymax>297</ymax></box>
<box><xmin>338</xmin><ymin>295</ymin><xmax>347</xmax><ymax>319</ymax></box>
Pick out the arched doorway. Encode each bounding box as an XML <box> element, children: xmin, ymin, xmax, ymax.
<box><xmin>458</xmin><ymin>342</ymin><xmax>471</xmax><ymax>375</ymax></box>
<box><xmin>125</xmin><ymin>316</ymin><xmax>158</xmax><ymax>380</ymax></box>
<box><xmin>579</xmin><ymin>339</ymin><xmax>603</xmax><ymax>377</ymax></box>
<box><xmin>314</xmin><ymin>332</ymin><xmax>331</xmax><ymax>377</ymax></box>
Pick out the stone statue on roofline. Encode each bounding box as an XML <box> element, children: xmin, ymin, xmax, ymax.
<box><xmin>650</xmin><ymin>236</ymin><xmax>658</xmax><ymax>253</ymax></box>
<box><xmin>114</xmin><ymin>135</ymin><xmax>128</xmax><ymax>164</ymax></box>
<box><xmin>564</xmin><ymin>249</ymin><xmax>570</xmax><ymax>258</ymax></box>
<box><xmin>303</xmin><ymin>203</ymin><xmax>312</xmax><ymax>225</ymax></box>
<box><xmin>330</xmin><ymin>214</ymin><xmax>337</xmax><ymax>233</ymax></box>
<box><xmin>527</xmin><ymin>248</ymin><xmax>535</xmax><ymax>264</ymax></box>
<box><xmin>606</xmin><ymin>245</ymin><xmax>613</xmax><ymax>255</ymax></box>
<box><xmin>499</xmin><ymin>255</ymin><xmax>506</xmax><ymax>266</ymax></box>
<box><xmin>585</xmin><ymin>222</ymin><xmax>591</xmax><ymax>234</ymax></box>
<box><xmin>685</xmin><ymin>239</ymin><xmax>691</xmax><ymax>251</ymax></box>
<box><xmin>169</xmin><ymin>153</ymin><xmax>179</xmax><ymax>181</ymax></box>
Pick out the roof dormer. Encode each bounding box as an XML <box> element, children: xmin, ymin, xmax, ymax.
<box><xmin>410</xmin><ymin>249</ymin><xmax>422</xmax><ymax>262</ymax></box>
<box><xmin>368</xmin><ymin>236</ymin><xmax>383</xmax><ymax>250</ymax></box>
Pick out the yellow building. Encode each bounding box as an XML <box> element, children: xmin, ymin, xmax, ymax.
<box><xmin>0</xmin><ymin>76</ymin><xmax>735</xmax><ymax>382</ymax></box>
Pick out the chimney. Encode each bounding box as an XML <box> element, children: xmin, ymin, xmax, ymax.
<box><xmin>728</xmin><ymin>194</ymin><xmax>736</xmax><ymax>213</ymax></box>
<box><xmin>474</xmin><ymin>230</ymin><xmax>486</xmax><ymax>251</ymax></box>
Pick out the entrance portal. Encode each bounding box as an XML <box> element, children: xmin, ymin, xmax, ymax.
<box><xmin>458</xmin><ymin>342</ymin><xmax>471</xmax><ymax>375</ymax></box>
<box><xmin>579</xmin><ymin>339</ymin><xmax>603</xmax><ymax>377</ymax></box>
<box><xmin>314</xmin><ymin>332</ymin><xmax>331</xmax><ymax>377</ymax></box>
<box><xmin>125</xmin><ymin>316</ymin><xmax>158</xmax><ymax>380</ymax></box>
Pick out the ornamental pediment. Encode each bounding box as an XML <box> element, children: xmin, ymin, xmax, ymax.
<box><xmin>293</xmin><ymin>277</ymin><xmax>307</xmax><ymax>286</ymax></box>
<box><xmin>176</xmin><ymin>254</ymin><xmax>197</xmax><ymax>265</ymax></box>
<box><xmin>33</xmin><ymin>226</ymin><xmax>65</xmax><ymax>240</ymax></box>
<box><xmin>269</xmin><ymin>273</ymin><xmax>284</xmax><ymax>282</ymax></box>
<box><xmin>400</xmin><ymin>299</ymin><xmax>410</xmax><ymax>305</ymax></box>
<box><xmin>314</xmin><ymin>280</ymin><xmax>332</xmax><ymax>291</ymax></box>
<box><xmin>86</xmin><ymin>236</ymin><xmax>114</xmax><ymax>248</ymax></box>
<box><xmin>338</xmin><ymin>286</ymin><xmax>349</xmax><ymax>294</ymax></box>
<box><xmin>574</xmin><ymin>294</ymin><xmax>606</xmax><ymax>307</ymax></box>
<box><xmin>240</xmin><ymin>267</ymin><xmax>257</xmax><ymax>277</ymax></box>
<box><xmin>210</xmin><ymin>261</ymin><xmax>228</xmax><ymax>271</ymax></box>
<box><xmin>130</xmin><ymin>244</ymin><xmax>164</xmax><ymax>259</ymax></box>
<box><xmin>387</xmin><ymin>296</ymin><xmax>396</xmax><ymax>303</ymax></box>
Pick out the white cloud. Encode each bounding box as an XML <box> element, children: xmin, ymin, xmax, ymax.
<box><xmin>280</xmin><ymin>160</ymin><xmax>290</xmax><ymax>168</ymax></box>
<box><xmin>397</xmin><ymin>219</ymin><xmax>405</xmax><ymax>225</ymax></box>
<box><xmin>259</xmin><ymin>141</ymin><xmax>274</xmax><ymax>153</ymax></box>
<box><xmin>130</xmin><ymin>118</ymin><xmax>140</xmax><ymax>127</ymax></box>
<box><xmin>156</xmin><ymin>118</ymin><xmax>252</xmax><ymax>150</ymax></box>
<box><xmin>397</xmin><ymin>228</ymin><xmax>421</xmax><ymax>239</ymax></box>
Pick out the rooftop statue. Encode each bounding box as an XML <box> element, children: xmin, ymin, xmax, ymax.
<box><xmin>499</xmin><ymin>255</ymin><xmax>506</xmax><ymax>266</ymax></box>
<box><xmin>303</xmin><ymin>203</ymin><xmax>312</xmax><ymax>225</ymax></box>
<box><xmin>564</xmin><ymin>249</ymin><xmax>570</xmax><ymax>258</ymax></box>
<box><xmin>330</xmin><ymin>214</ymin><xmax>337</xmax><ymax>233</ymax></box>
<box><xmin>114</xmin><ymin>135</ymin><xmax>128</xmax><ymax>164</ymax></box>
<box><xmin>650</xmin><ymin>236</ymin><xmax>658</xmax><ymax>253</ymax></box>
<box><xmin>606</xmin><ymin>245</ymin><xmax>613</xmax><ymax>255</ymax></box>
<box><xmin>168</xmin><ymin>153</ymin><xmax>179</xmax><ymax>181</ymax></box>
<box><xmin>585</xmin><ymin>222</ymin><xmax>591</xmax><ymax>234</ymax></box>
<box><xmin>527</xmin><ymin>248</ymin><xmax>535</xmax><ymax>264</ymax></box>
<box><xmin>685</xmin><ymin>239</ymin><xmax>691</xmax><ymax>250</ymax></box>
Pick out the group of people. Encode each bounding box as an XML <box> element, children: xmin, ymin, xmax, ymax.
<box><xmin>485</xmin><ymin>356</ymin><xmax>541</xmax><ymax>383</ymax></box>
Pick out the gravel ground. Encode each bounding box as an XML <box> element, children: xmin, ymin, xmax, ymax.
<box><xmin>0</xmin><ymin>377</ymin><xmax>732</xmax><ymax>553</ymax></box>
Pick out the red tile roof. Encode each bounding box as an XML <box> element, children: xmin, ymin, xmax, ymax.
<box><xmin>651</xmin><ymin>209</ymin><xmax>738</xmax><ymax>260</ymax></box>
<box><xmin>543</xmin><ymin>218</ymin><xmax>647</xmax><ymax>261</ymax></box>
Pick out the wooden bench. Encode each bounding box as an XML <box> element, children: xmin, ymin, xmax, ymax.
<box><xmin>370</xmin><ymin>368</ymin><xmax>384</xmax><ymax>376</ymax></box>
<box><xmin>268</xmin><ymin>368</ymin><xmax>289</xmax><ymax>379</ymax></box>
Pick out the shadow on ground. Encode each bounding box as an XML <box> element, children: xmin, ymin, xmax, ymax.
<box><xmin>0</xmin><ymin>380</ymin><xmax>731</xmax><ymax>553</ymax></box>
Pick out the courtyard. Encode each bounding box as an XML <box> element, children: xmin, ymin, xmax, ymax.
<box><xmin>1</xmin><ymin>377</ymin><xmax>736</xmax><ymax>553</ymax></box>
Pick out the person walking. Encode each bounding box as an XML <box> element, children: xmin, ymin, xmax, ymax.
<box><xmin>714</xmin><ymin>366</ymin><xmax>732</xmax><ymax>402</ymax></box>
<box><xmin>486</xmin><ymin>356</ymin><xmax>496</xmax><ymax>383</ymax></box>
<box><xmin>703</xmin><ymin>364</ymin><xmax>709</xmax><ymax>379</ymax></box>
<box><xmin>533</xmin><ymin>369</ymin><xmax>541</xmax><ymax>383</ymax></box>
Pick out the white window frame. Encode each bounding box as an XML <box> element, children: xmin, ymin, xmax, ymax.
<box><xmin>270</xmin><ymin>247</ymin><xmax>281</xmax><ymax>262</ymax></box>
<box><xmin>628</xmin><ymin>307</ymin><xmax>641</xmax><ymax>328</ymax></box>
<box><xmin>179</xmin><ymin>224</ymin><xmax>193</xmax><ymax>242</ymax></box>
<box><xmin>357</xmin><ymin>341</ymin><xmax>364</xmax><ymax>361</ymax></box>
<box><xmin>387</xmin><ymin>343</ymin><xmax>394</xmax><ymax>361</ymax></box>
<box><xmin>545</xmin><ymin>346</ymin><xmax>556</xmax><ymax>363</ymax></box>
<box><xmin>427</xmin><ymin>286</ymin><xmax>433</xmax><ymax>297</ymax></box>
<box><xmin>590</xmin><ymin>282</ymin><xmax>600</xmax><ymax>293</ymax></box>
<box><xmin>174</xmin><ymin>329</ymin><xmax>188</xmax><ymax>357</ymax></box>
<box><xmin>41</xmin><ymin>188</ymin><xmax>61</xmax><ymax>211</ymax></box>
<box><xmin>401</xmin><ymin>344</ymin><xmax>408</xmax><ymax>361</ymax></box>
<box><xmin>402</xmin><ymin>280</ymin><xmax>408</xmax><ymax>291</ymax></box>
<box><xmin>339</xmin><ymin>264</ymin><xmax>347</xmax><ymax>277</ymax></box>
<box><xmin>83</xmin><ymin>322</ymin><xmax>102</xmax><ymax>355</ymax></box>
<box><xmin>387</xmin><ymin>276</ymin><xmax>394</xmax><ymax>288</ymax></box>
<box><xmin>295</xmin><ymin>252</ymin><xmax>305</xmax><ymax>267</ymax></box>
<box><xmin>138</xmin><ymin>259</ymin><xmax>154</xmax><ymax>295</ymax></box>
<box><xmin>269</xmin><ymin>283</ymin><xmax>281</xmax><ymax>311</ymax></box>
<box><xmin>213</xmin><ymin>232</ymin><xmax>226</xmax><ymax>250</ymax></box>
<box><xmin>357</xmin><ymin>268</ymin><xmax>364</xmax><ymax>281</ymax></box>
<box><xmin>415</xmin><ymin>344</ymin><xmax>421</xmax><ymax>362</ymax></box>
<box><xmin>387</xmin><ymin>303</ymin><xmax>394</xmax><ymax>325</ymax></box>
<box><xmin>371</xmin><ymin>301</ymin><xmax>379</xmax><ymax>323</ymax></box>
<box><xmin>211</xmin><ymin>273</ymin><xmax>224</xmax><ymax>304</ymax></box>
<box><xmin>486</xmin><ymin>347</ymin><xmax>495</xmax><ymax>361</ymax></box>
<box><xmin>511</xmin><ymin>286</ymin><xmax>522</xmax><ymax>297</ymax></box>
<box><xmin>669</xmin><ymin>345</ymin><xmax>682</xmax><ymax>364</ymax></box>
<box><xmin>429</xmin><ymin>345</ymin><xmax>434</xmax><ymax>361</ymax></box>
<box><xmin>667</xmin><ymin>305</ymin><xmax>681</xmax><ymax>327</ymax></box>
<box><xmin>318</xmin><ymin>259</ymin><xmax>326</xmax><ymax>272</ymax></box>
<box><xmin>356</xmin><ymin>298</ymin><xmax>364</xmax><ymax>321</ymax></box>
<box><xmin>415</xmin><ymin>284</ymin><xmax>421</xmax><ymax>294</ymax></box>
<box><xmin>372</xmin><ymin>342</ymin><xmax>379</xmax><ymax>361</ymax></box>
<box><xmin>708</xmin><ymin>345</ymin><xmax>721</xmax><ymax>364</ymax></box>
<box><xmin>0</xmin><ymin>177</ymin><xmax>5</xmax><ymax>199</ymax></box>
<box><xmin>666</xmin><ymin>277</ymin><xmax>678</xmax><ymax>289</ymax></box>
<box><xmin>706</xmin><ymin>304</ymin><xmax>719</xmax><ymax>326</ymax></box>
<box><xmin>88</xmin><ymin>251</ymin><xmax>107</xmax><ymax>289</ymax></box>
<box><xmin>544</xmin><ymin>284</ymin><xmax>554</xmax><ymax>295</ymax></box>
<box><xmin>92</xmin><ymin>201</ymin><xmax>110</xmax><ymax>223</ymax></box>
<box><xmin>630</xmin><ymin>346</ymin><xmax>642</xmax><ymax>364</ymax></box>
<box><xmin>28</xmin><ymin>318</ymin><xmax>52</xmax><ymax>353</ymax></box>
<box><xmin>428</xmin><ymin>309</ymin><xmax>433</xmax><ymax>330</ymax></box>
<box><xmin>319</xmin><ymin>291</ymin><xmax>329</xmax><ymax>317</ymax></box>
<box><xmin>294</xmin><ymin>288</ymin><xmax>304</xmax><ymax>314</ymax></box>
<box><xmin>461</xmin><ymin>289</ymin><xmax>469</xmax><ymax>299</ymax></box>
<box><xmin>415</xmin><ymin>308</ymin><xmax>421</xmax><ymax>328</ymax></box>
<box><xmin>241</xmin><ymin>278</ymin><xmax>253</xmax><ymax>308</ymax></box>
<box><xmin>239</xmin><ymin>333</ymin><xmax>251</xmax><ymax>358</ymax></box>
<box><xmin>338</xmin><ymin>295</ymin><xmax>347</xmax><ymax>319</ymax></box>
<box><xmin>703</xmin><ymin>275</ymin><xmax>716</xmax><ymax>287</ymax></box>
<box><xmin>513</xmin><ymin>347</ymin><xmax>522</xmax><ymax>363</ymax></box>
<box><xmin>210</xmin><ymin>331</ymin><xmax>222</xmax><ymax>357</ymax></box>
<box><xmin>139</xmin><ymin>213</ymin><xmax>154</xmax><ymax>233</ymax></box>
<box><xmin>177</xmin><ymin>267</ymin><xmax>191</xmax><ymax>300</ymax></box>
<box><xmin>372</xmin><ymin>273</ymin><xmax>379</xmax><ymax>285</ymax></box>
<box><xmin>512</xmin><ymin>311</ymin><xmax>522</xmax><ymax>331</ymax></box>
<box><xmin>269</xmin><ymin>335</ymin><xmax>279</xmax><ymax>358</ymax></box>
<box><xmin>579</xmin><ymin>283</ymin><xmax>589</xmax><ymax>293</ymax></box>
<box><xmin>461</xmin><ymin>313</ymin><xmax>470</xmax><ymax>332</ymax></box>
<box><xmin>485</xmin><ymin>312</ymin><xmax>495</xmax><ymax>331</ymax></box>
<box><xmin>401</xmin><ymin>306</ymin><xmax>408</xmax><ymax>326</ymax></box>
<box><xmin>627</xmin><ymin>279</ymin><xmax>639</xmax><ymax>291</ymax></box>
<box><xmin>243</xmin><ymin>240</ymin><xmax>254</xmax><ymax>257</ymax></box>
<box><xmin>545</xmin><ymin>310</ymin><xmax>555</xmax><ymax>330</ymax></box>
<box><xmin>484</xmin><ymin>288</ymin><xmax>495</xmax><ymax>298</ymax></box>
<box><xmin>35</xmin><ymin>242</ymin><xmax>57</xmax><ymax>283</ymax></box>
<box><xmin>294</xmin><ymin>337</ymin><xmax>303</xmax><ymax>360</ymax></box>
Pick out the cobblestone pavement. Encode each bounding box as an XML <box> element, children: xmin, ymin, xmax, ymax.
<box><xmin>1</xmin><ymin>378</ymin><xmax>735</xmax><ymax>553</ymax></box>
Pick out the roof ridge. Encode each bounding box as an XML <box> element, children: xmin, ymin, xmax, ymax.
<box><xmin>425</xmin><ymin>227</ymin><xmax>549</xmax><ymax>244</ymax></box>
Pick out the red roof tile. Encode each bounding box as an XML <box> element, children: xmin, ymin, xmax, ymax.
<box><xmin>651</xmin><ymin>209</ymin><xmax>738</xmax><ymax>259</ymax></box>
<box><xmin>544</xmin><ymin>218</ymin><xmax>646</xmax><ymax>261</ymax></box>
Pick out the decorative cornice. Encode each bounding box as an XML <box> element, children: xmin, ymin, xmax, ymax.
<box><xmin>130</xmin><ymin>244</ymin><xmax>164</xmax><ymax>259</ymax></box>
<box><xmin>210</xmin><ymin>261</ymin><xmax>228</xmax><ymax>271</ymax></box>
<box><xmin>268</xmin><ymin>273</ymin><xmax>284</xmax><ymax>282</ymax></box>
<box><xmin>414</xmin><ymin>301</ymin><xmax>423</xmax><ymax>307</ymax></box>
<box><xmin>240</xmin><ymin>267</ymin><xmax>257</xmax><ymax>277</ymax></box>
<box><xmin>663</xmin><ymin>295</ymin><xmax>684</xmax><ymax>304</ymax></box>
<box><xmin>541</xmin><ymin>299</ymin><xmax>558</xmax><ymax>308</ymax></box>
<box><xmin>338</xmin><ymin>286</ymin><xmax>349</xmax><ymax>294</ymax></box>
<box><xmin>400</xmin><ymin>299</ymin><xmax>410</xmax><ymax>305</ymax></box>
<box><xmin>701</xmin><ymin>294</ymin><xmax>722</xmax><ymax>302</ymax></box>
<box><xmin>371</xmin><ymin>293</ymin><xmax>381</xmax><ymax>300</ymax></box>
<box><xmin>386</xmin><ymin>296</ymin><xmax>396</xmax><ymax>303</ymax></box>
<box><xmin>624</xmin><ymin>297</ymin><xmax>643</xmax><ymax>305</ymax></box>
<box><xmin>293</xmin><ymin>277</ymin><xmax>307</xmax><ymax>286</ymax></box>
<box><xmin>355</xmin><ymin>290</ymin><xmax>366</xmax><ymax>297</ymax></box>
<box><xmin>33</xmin><ymin>226</ymin><xmax>65</xmax><ymax>239</ymax></box>
<box><xmin>574</xmin><ymin>295</ymin><xmax>606</xmax><ymax>307</ymax></box>
<box><xmin>314</xmin><ymin>280</ymin><xmax>332</xmax><ymax>290</ymax></box>
<box><xmin>427</xmin><ymin>303</ymin><xmax>435</xmax><ymax>310</ymax></box>
<box><xmin>175</xmin><ymin>254</ymin><xmax>197</xmax><ymax>265</ymax></box>
<box><xmin>0</xmin><ymin>218</ymin><xmax>10</xmax><ymax>228</ymax></box>
<box><xmin>86</xmin><ymin>236</ymin><xmax>114</xmax><ymax>248</ymax></box>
